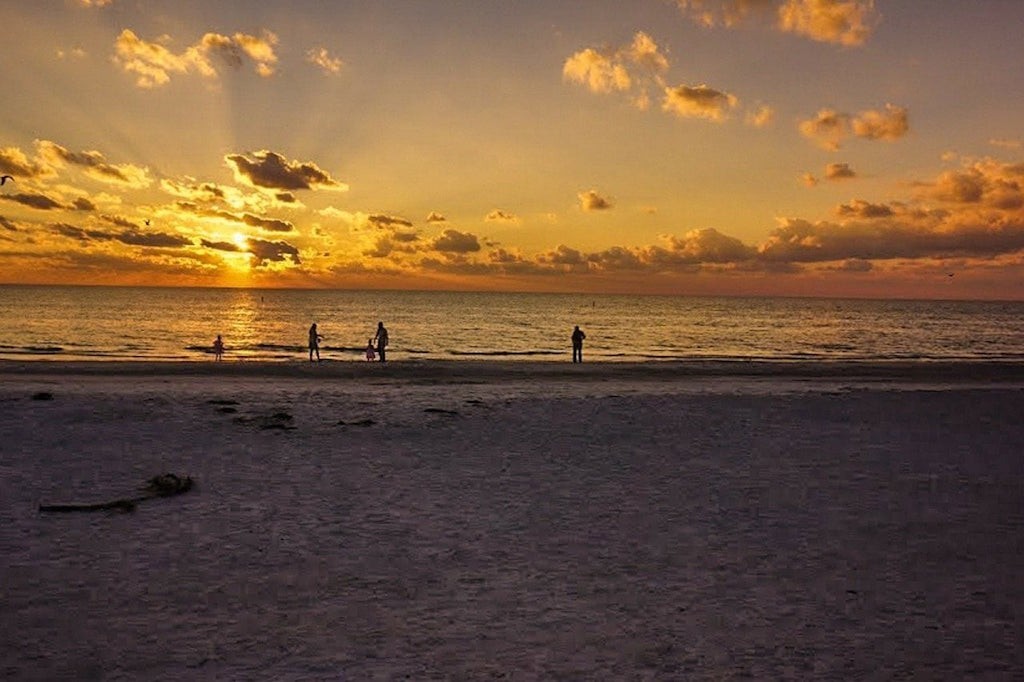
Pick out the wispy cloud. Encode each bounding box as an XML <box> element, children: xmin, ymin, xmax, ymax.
<box><xmin>306</xmin><ymin>47</ymin><xmax>343</xmax><ymax>74</ymax></box>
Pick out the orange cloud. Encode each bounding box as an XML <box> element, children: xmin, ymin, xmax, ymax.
<box><xmin>675</xmin><ymin>0</ymin><xmax>878</xmax><ymax>46</ymax></box>
<box><xmin>663</xmin><ymin>84</ymin><xmax>738</xmax><ymax>122</ymax></box>
<box><xmin>113</xmin><ymin>29</ymin><xmax>279</xmax><ymax>88</ymax></box>
<box><xmin>579</xmin><ymin>189</ymin><xmax>614</xmax><ymax>211</ymax></box>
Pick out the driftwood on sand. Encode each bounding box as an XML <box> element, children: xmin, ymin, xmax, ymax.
<box><xmin>38</xmin><ymin>473</ymin><xmax>194</xmax><ymax>513</ymax></box>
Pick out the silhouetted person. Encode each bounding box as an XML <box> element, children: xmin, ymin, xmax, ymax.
<box><xmin>571</xmin><ymin>325</ymin><xmax>586</xmax><ymax>363</ymax></box>
<box><xmin>309</xmin><ymin>323</ymin><xmax>322</xmax><ymax>362</ymax></box>
<box><xmin>213</xmin><ymin>334</ymin><xmax>224</xmax><ymax>361</ymax></box>
<box><xmin>374</xmin><ymin>321</ymin><xmax>389</xmax><ymax>362</ymax></box>
<box><xmin>365</xmin><ymin>338</ymin><xmax>376</xmax><ymax>361</ymax></box>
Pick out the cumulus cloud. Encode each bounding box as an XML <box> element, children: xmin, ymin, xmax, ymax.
<box><xmin>426</xmin><ymin>212</ymin><xmax>447</xmax><ymax>223</ymax></box>
<box><xmin>675</xmin><ymin>0</ymin><xmax>878</xmax><ymax>46</ymax></box>
<box><xmin>37</xmin><ymin>140</ymin><xmax>151</xmax><ymax>188</ymax></box>
<box><xmin>652</xmin><ymin>227</ymin><xmax>757</xmax><ymax>264</ymax></box>
<box><xmin>777</xmin><ymin>0</ymin><xmax>877</xmax><ymax>47</ymax></box>
<box><xmin>579</xmin><ymin>189</ymin><xmax>613</xmax><ymax>211</ymax></box>
<box><xmin>306</xmin><ymin>47</ymin><xmax>343</xmax><ymax>74</ymax></box>
<box><xmin>225</xmin><ymin>151</ymin><xmax>347</xmax><ymax>192</ymax></box>
<box><xmin>799</xmin><ymin>104</ymin><xmax>909</xmax><ymax>150</ymax></box>
<box><xmin>825</xmin><ymin>162</ymin><xmax>856</xmax><ymax>180</ymax></box>
<box><xmin>72</xmin><ymin>197</ymin><xmax>97</xmax><ymax>211</ymax></box>
<box><xmin>798</xmin><ymin>108</ymin><xmax>849</xmax><ymax>150</ymax></box>
<box><xmin>431</xmin><ymin>229</ymin><xmax>481</xmax><ymax>254</ymax></box>
<box><xmin>663</xmin><ymin>84</ymin><xmax>738</xmax><ymax>122</ymax></box>
<box><xmin>925</xmin><ymin>160</ymin><xmax>1024</xmax><ymax>209</ymax></box>
<box><xmin>851</xmin><ymin>104</ymin><xmax>909</xmax><ymax>141</ymax></box>
<box><xmin>801</xmin><ymin>172</ymin><xmax>819</xmax><ymax>188</ymax></box>
<box><xmin>564</xmin><ymin>32</ymin><xmax>670</xmax><ymax>109</ymax></box>
<box><xmin>113</xmin><ymin>29</ymin><xmax>278</xmax><ymax>88</ymax></box>
<box><xmin>0</xmin><ymin>146</ymin><xmax>51</xmax><ymax>179</ymax></box>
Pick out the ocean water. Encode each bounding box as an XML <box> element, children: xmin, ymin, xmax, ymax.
<box><xmin>1</xmin><ymin>284</ymin><xmax>1023</xmax><ymax>362</ymax></box>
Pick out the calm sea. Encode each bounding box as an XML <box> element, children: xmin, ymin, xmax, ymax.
<box><xmin>0</xmin><ymin>285</ymin><xmax>1022</xmax><ymax>363</ymax></box>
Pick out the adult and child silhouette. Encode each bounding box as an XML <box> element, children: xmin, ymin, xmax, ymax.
<box><xmin>212</xmin><ymin>321</ymin><xmax>587</xmax><ymax>363</ymax></box>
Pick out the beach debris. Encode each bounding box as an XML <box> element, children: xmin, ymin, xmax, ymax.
<box><xmin>424</xmin><ymin>407</ymin><xmax>459</xmax><ymax>416</ymax></box>
<box><xmin>337</xmin><ymin>418</ymin><xmax>376</xmax><ymax>427</ymax></box>
<box><xmin>233</xmin><ymin>411</ymin><xmax>296</xmax><ymax>430</ymax></box>
<box><xmin>38</xmin><ymin>473</ymin><xmax>194</xmax><ymax>514</ymax></box>
<box><xmin>30</xmin><ymin>391</ymin><xmax>54</xmax><ymax>401</ymax></box>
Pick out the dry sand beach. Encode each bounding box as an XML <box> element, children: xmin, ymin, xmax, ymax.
<box><xmin>2</xmin><ymin>360</ymin><xmax>1023</xmax><ymax>679</ymax></box>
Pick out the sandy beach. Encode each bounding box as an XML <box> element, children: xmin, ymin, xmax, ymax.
<box><xmin>1</xmin><ymin>361</ymin><xmax>1023</xmax><ymax>679</ymax></box>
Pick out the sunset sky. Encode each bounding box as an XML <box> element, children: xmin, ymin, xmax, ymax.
<box><xmin>1</xmin><ymin>0</ymin><xmax>1023</xmax><ymax>298</ymax></box>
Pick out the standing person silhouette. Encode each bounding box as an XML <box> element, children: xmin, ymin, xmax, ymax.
<box><xmin>571</xmin><ymin>325</ymin><xmax>586</xmax><ymax>363</ymax></box>
<box><xmin>373</xmin><ymin>321</ymin><xmax>389</xmax><ymax>362</ymax></box>
<box><xmin>308</xmin><ymin>323</ymin><xmax>323</xmax><ymax>362</ymax></box>
<box><xmin>213</xmin><ymin>334</ymin><xmax>225</xmax><ymax>361</ymax></box>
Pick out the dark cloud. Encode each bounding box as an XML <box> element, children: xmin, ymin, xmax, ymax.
<box><xmin>0</xmin><ymin>216</ymin><xmax>17</xmax><ymax>231</ymax></box>
<box><xmin>242</xmin><ymin>213</ymin><xmax>293</xmax><ymax>232</ymax></box>
<box><xmin>825</xmin><ymin>163</ymin><xmax>856</xmax><ymax>180</ymax></box>
<box><xmin>200</xmin><ymin>239</ymin><xmax>241</xmax><ymax>252</ymax></box>
<box><xmin>116</xmin><ymin>231</ymin><xmax>191</xmax><ymax>248</ymax></box>
<box><xmin>275</xmin><ymin>192</ymin><xmax>297</xmax><ymax>203</ymax></box>
<box><xmin>432</xmin><ymin>229</ymin><xmax>481</xmax><ymax>253</ymax></box>
<box><xmin>247</xmin><ymin>238</ymin><xmax>300</xmax><ymax>266</ymax></box>
<box><xmin>426</xmin><ymin>212</ymin><xmax>447</xmax><ymax>223</ymax></box>
<box><xmin>836</xmin><ymin>200</ymin><xmax>894</xmax><ymax>218</ymax></box>
<box><xmin>1</xmin><ymin>193</ymin><xmax>65</xmax><ymax>211</ymax></box>
<box><xmin>225</xmin><ymin>150</ymin><xmax>346</xmax><ymax>191</ymax></box>
<box><xmin>72</xmin><ymin>197</ymin><xmax>97</xmax><ymax>211</ymax></box>
<box><xmin>51</xmin><ymin>222</ymin><xmax>190</xmax><ymax>248</ymax></box>
<box><xmin>368</xmin><ymin>214</ymin><xmax>414</xmax><ymax>230</ymax></box>
<box><xmin>101</xmin><ymin>214</ymin><xmax>140</xmax><ymax>229</ymax></box>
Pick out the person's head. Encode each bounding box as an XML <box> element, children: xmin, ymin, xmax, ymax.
<box><xmin>377</xmin><ymin>321</ymin><xmax>384</xmax><ymax>328</ymax></box>
<box><xmin>574</xmin><ymin>325</ymin><xmax>579</xmax><ymax>330</ymax></box>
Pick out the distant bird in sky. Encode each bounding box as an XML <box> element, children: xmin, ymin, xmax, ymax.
<box><xmin>144</xmin><ymin>219</ymin><xmax>151</xmax><ymax>226</ymax></box>
<box><xmin>0</xmin><ymin>175</ymin><xmax>13</xmax><ymax>185</ymax></box>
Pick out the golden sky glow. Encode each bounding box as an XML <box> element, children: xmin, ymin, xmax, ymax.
<box><xmin>1</xmin><ymin>0</ymin><xmax>1023</xmax><ymax>298</ymax></box>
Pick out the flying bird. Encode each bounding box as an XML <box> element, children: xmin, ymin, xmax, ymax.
<box><xmin>144</xmin><ymin>219</ymin><xmax>151</xmax><ymax>226</ymax></box>
<box><xmin>0</xmin><ymin>175</ymin><xmax>13</xmax><ymax>185</ymax></box>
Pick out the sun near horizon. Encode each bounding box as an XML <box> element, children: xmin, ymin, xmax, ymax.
<box><xmin>2</xmin><ymin>1</ymin><xmax>1024</xmax><ymax>301</ymax></box>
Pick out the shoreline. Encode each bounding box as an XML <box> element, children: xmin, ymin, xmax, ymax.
<box><xmin>4</xmin><ymin>357</ymin><xmax>1024</xmax><ymax>386</ymax></box>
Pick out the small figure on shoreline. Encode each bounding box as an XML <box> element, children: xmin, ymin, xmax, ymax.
<box><xmin>309</xmin><ymin>323</ymin><xmax>323</xmax><ymax>362</ymax></box>
<box><xmin>374</xmin><ymin>321</ymin><xmax>389</xmax><ymax>362</ymax></box>
<box><xmin>365</xmin><ymin>338</ymin><xmax>376</xmax><ymax>361</ymax></box>
<box><xmin>213</xmin><ymin>334</ymin><xmax>224</xmax><ymax>361</ymax></box>
<box><xmin>571</xmin><ymin>325</ymin><xmax>586</xmax><ymax>363</ymax></box>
